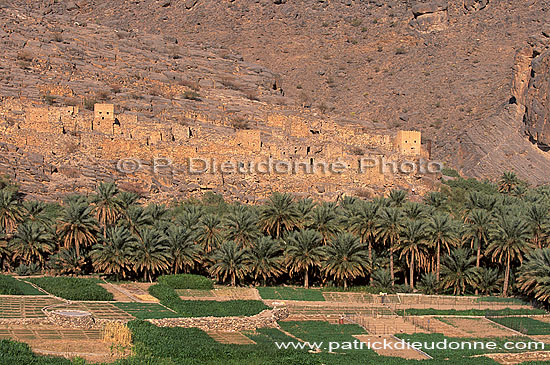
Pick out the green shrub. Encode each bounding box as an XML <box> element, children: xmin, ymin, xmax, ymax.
<box><xmin>27</xmin><ymin>277</ymin><xmax>113</xmax><ymax>301</ymax></box>
<box><xmin>0</xmin><ymin>275</ymin><xmax>44</xmax><ymax>295</ymax></box>
<box><xmin>157</xmin><ymin>274</ymin><xmax>213</xmax><ymax>290</ymax></box>
<box><xmin>0</xmin><ymin>339</ymin><xmax>71</xmax><ymax>364</ymax></box>
<box><xmin>149</xmin><ymin>284</ymin><xmax>268</xmax><ymax>317</ymax></box>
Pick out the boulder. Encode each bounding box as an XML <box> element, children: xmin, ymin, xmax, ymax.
<box><xmin>410</xmin><ymin>1</ymin><xmax>448</xmax><ymax>33</ymax></box>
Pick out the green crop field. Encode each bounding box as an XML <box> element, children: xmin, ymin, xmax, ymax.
<box><xmin>489</xmin><ymin>317</ymin><xmax>550</xmax><ymax>335</ymax></box>
<box><xmin>0</xmin><ymin>276</ymin><xmax>44</xmax><ymax>295</ymax></box>
<box><xmin>27</xmin><ymin>277</ymin><xmax>113</xmax><ymax>301</ymax></box>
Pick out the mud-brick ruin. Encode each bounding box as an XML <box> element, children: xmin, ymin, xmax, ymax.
<box><xmin>0</xmin><ymin>98</ymin><xmax>436</xmax><ymax>202</ymax></box>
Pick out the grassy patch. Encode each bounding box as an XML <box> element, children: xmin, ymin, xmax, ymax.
<box><xmin>27</xmin><ymin>277</ymin><xmax>113</xmax><ymax>301</ymax></box>
<box><xmin>397</xmin><ymin>333</ymin><xmax>543</xmax><ymax>361</ymax></box>
<box><xmin>113</xmin><ymin>302</ymin><xmax>181</xmax><ymax>319</ymax></box>
<box><xmin>126</xmin><ymin>320</ymin><xmax>315</xmax><ymax>364</ymax></box>
<box><xmin>0</xmin><ymin>339</ymin><xmax>71</xmax><ymax>364</ymax></box>
<box><xmin>490</xmin><ymin>317</ymin><xmax>550</xmax><ymax>335</ymax></box>
<box><xmin>475</xmin><ymin>296</ymin><xmax>526</xmax><ymax>304</ymax></box>
<box><xmin>149</xmin><ymin>284</ymin><xmax>268</xmax><ymax>317</ymax></box>
<box><xmin>402</xmin><ymin>308</ymin><xmax>546</xmax><ymax>316</ymax></box>
<box><xmin>258</xmin><ymin>287</ymin><xmax>325</xmax><ymax>301</ymax></box>
<box><xmin>279</xmin><ymin>321</ymin><xmax>367</xmax><ymax>345</ymax></box>
<box><xmin>0</xmin><ymin>275</ymin><xmax>44</xmax><ymax>295</ymax></box>
<box><xmin>158</xmin><ymin>274</ymin><xmax>213</xmax><ymax>290</ymax></box>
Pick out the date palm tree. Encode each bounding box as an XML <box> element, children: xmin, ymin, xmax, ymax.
<box><xmin>403</xmin><ymin>202</ymin><xmax>427</xmax><ymax>221</ymax></box>
<box><xmin>323</xmin><ymin>233</ymin><xmax>367</xmax><ymax>289</ymax></box>
<box><xmin>348</xmin><ymin>201</ymin><xmax>378</xmax><ymax>271</ymax></box>
<box><xmin>426</xmin><ymin>213</ymin><xmax>458</xmax><ymax>281</ymax></box>
<box><xmin>146</xmin><ymin>203</ymin><xmax>170</xmax><ymax>230</ymax></box>
<box><xmin>259</xmin><ymin>192</ymin><xmax>301</xmax><ymax>238</ymax></box>
<box><xmin>389</xmin><ymin>189</ymin><xmax>407</xmax><ymax>208</ymax></box>
<box><xmin>131</xmin><ymin>228</ymin><xmax>172</xmax><ymax>282</ymax></box>
<box><xmin>209</xmin><ymin>241</ymin><xmax>249</xmax><ymax>286</ymax></box>
<box><xmin>310</xmin><ymin>203</ymin><xmax>341</xmax><ymax>245</ymax></box>
<box><xmin>296</xmin><ymin>198</ymin><xmax>316</xmax><ymax>228</ymax></box>
<box><xmin>0</xmin><ymin>233</ymin><xmax>10</xmax><ymax>270</ymax></box>
<box><xmin>440</xmin><ymin>248</ymin><xmax>480</xmax><ymax>295</ymax></box>
<box><xmin>196</xmin><ymin>214</ymin><xmax>224</xmax><ymax>254</ymax></box>
<box><xmin>418</xmin><ymin>272</ymin><xmax>438</xmax><ymax>295</ymax></box>
<box><xmin>474</xmin><ymin>267</ymin><xmax>501</xmax><ymax>296</ymax></box>
<box><xmin>498</xmin><ymin>171</ymin><xmax>520</xmax><ymax>194</ymax></box>
<box><xmin>48</xmin><ymin>247</ymin><xmax>86</xmax><ymax>276</ymax></box>
<box><xmin>0</xmin><ymin>189</ymin><xmax>23</xmax><ymax>234</ymax></box>
<box><xmin>463</xmin><ymin>209</ymin><xmax>491</xmax><ymax>269</ymax></box>
<box><xmin>525</xmin><ymin>204</ymin><xmax>549</xmax><ymax>249</ymax></box>
<box><xmin>116</xmin><ymin>191</ymin><xmax>140</xmax><ymax>213</ymax></box>
<box><xmin>174</xmin><ymin>205</ymin><xmax>203</xmax><ymax>232</ymax></box>
<box><xmin>22</xmin><ymin>201</ymin><xmax>53</xmax><ymax>227</ymax></box>
<box><xmin>376</xmin><ymin>207</ymin><xmax>404</xmax><ymax>286</ymax></box>
<box><xmin>91</xmin><ymin>182</ymin><xmax>122</xmax><ymax>236</ymax></box>
<box><xmin>166</xmin><ymin>225</ymin><xmax>199</xmax><ymax>274</ymax></box>
<box><xmin>488</xmin><ymin>216</ymin><xmax>532</xmax><ymax>296</ymax></box>
<box><xmin>399</xmin><ymin>220</ymin><xmax>429</xmax><ymax>289</ymax></box>
<box><xmin>123</xmin><ymin>205</ymin><xmax>153</xmax><ymax>240</ymax></box>
<box><xmin>223</xmin><ymin>206</ymin><xmax>260</xmax><ymax>249</ymax></box>
<box><xmin>91</xmin><ymin>226</ymin><xmax>135</xmax><ymax>280</ymax></box>
<box><xmin>371</xmin><ymin>269</ymin><xmax>392</xmax><ymax>290</ymax></box>
<box><xmin>56</xmin><ymin>201</ymin><xmax>99</xmax><ymax>256</ymax></box>
<box><xmin>10</xmin><ymin>221</ymin><xmax>54</xmax><ymax>268</ymax></box>
<box><xmin>247</xmin><ymin>236</ymin><xmax>283</xmax><ymax>285</ymax></box>
<box><xmin>423</xmin><ymin>191</ymin><xmax>448</xmax><ymax>212</ymax></box>
<box><xmin>518</xmin><ymin>248</ymin><xmax>550</xmax><ymax>303</ymax></box>
<box><xmin>284</xmin><ymin>229</ymin><xmax>324</xmax><ymax>288</ymax></box>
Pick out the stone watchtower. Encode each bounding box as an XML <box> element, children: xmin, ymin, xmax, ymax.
<box><xmin>93</xmin><ymin>103</ymin><xmax>115</xmax><ymax>134</ymax></box>
<box><xmin>395</xmin><ymin>130</ymin><xmax>421</xmax><ymax>156</ymax></box>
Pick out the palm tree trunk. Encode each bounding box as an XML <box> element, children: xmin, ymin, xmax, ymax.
<box><xmin>436</xmin><ymin>241</ymin><xmax>440</xmax><ymax>281</ymax></box>
<box><xmin>410</xmin><ymin>251</ymin><xmax>415</xmax><ymax>290</ymax></box>
<box><xmin>368</xmin><ymin>239</ymin><xmax>373</xmax><ymax>286</ymax></box>
<box><xmin>344</xmin><ymin>277</ymin><xmax>347</xmax><ymax>289</ymax></box>
<box><xmin>503</xmin><ymin>253</ymin><xmax>510</xmax><ymax>297</ymax></box>
<box><xmin>389</xmin><ymin>238</ymin><xmax>394</xmax><ymax>286</ymax></box>
<box><xmin>231</xmin><ymin>272</ymin><xmax>236</xmax><ymax>287</ymax></box>
<box><xmin>304</xmin><ymin>267</ymin><xmax>309</xmax><ymax>288</ymax></box>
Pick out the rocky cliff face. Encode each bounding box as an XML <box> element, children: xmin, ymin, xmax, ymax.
<box><xmin>514</xmin><ymin>30</ymin><xmax>550</xmax><ymax>147</ymax></box>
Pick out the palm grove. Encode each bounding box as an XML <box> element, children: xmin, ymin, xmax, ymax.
<box><xmin>0</xmin><ymin>171</ymin><xmax>549</xmax><ymax>306</ymax></box>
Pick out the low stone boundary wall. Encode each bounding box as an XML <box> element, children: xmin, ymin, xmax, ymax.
<box><xmin>148</xmin><ymin>308</ymin><xmax>290</xmax><ymax>332</ymax></box>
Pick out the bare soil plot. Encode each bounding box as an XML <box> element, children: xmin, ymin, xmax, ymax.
<box><xmin>485</xmin><ymin>351</ymin><xmax>550</xmax><ymax>364</ymax></box>
<box><xmin>406</xmin><ymin>317</ymin><xmax>469</xmax><ymax>337</ymax></box>
<box><xmin>0</xmin><ymin>323</ymin><xmax>128</xmax><ymax>362</ymax></box>
<box><xmin>282</xmin><ymin>315</ymin><xmax>340</xmax><ymax>324</ymax></box>
<box><xmin>98</xmin><ymin>283</ymin><xmax>135</xmax><ymax>302</ymax></box>
<box><xmin>118</xmin><ymin>283</ymin><xmax>158</xmax><ymax>302</ymax></box>
<box><xmin>206</xmin><ymin>331</ymin><xmax>256</xmax><ymax>344</ymax></box>
<box><xmin>0</xmin><ymin>323</ymin><xmax>102</xmax><ymax>341</ymax></box>
<box><xmin>176</xmin><ymin>287</ymin><xmax>260</xmax><ymax>301</ymax></box>
<box><xmin>533</xmin><ymin>316</ymin><xmax>550</xmax><ymax>324</ymax></box>
<box><xmin>0</xmin><ymin>296</ymin><xmax>63</xmax><ymax>318</ymax></box>
<box><xmin>353</xmin><ymin>335</ymin><xmax>430</xmax><ymax>360</ymax></box>
<box><xmin>445</xmin><ymin>317</ymin><xmax>521</xmax><ymax>337</ymax></box>
<box><xmin>283</xmin><ymin>303</ymin><xmax>394</xmax><ymax>317</ymax></box>
<box><xmin>54</xmin><ymin>302</ymin><xmax>135</xmax><ymax>321</ymax></box>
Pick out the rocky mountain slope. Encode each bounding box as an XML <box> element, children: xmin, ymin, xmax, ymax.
<box><xmin>2</xmin><ymin>0</ymin><xmax>550</xmax><ymax>192</ymax></box>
